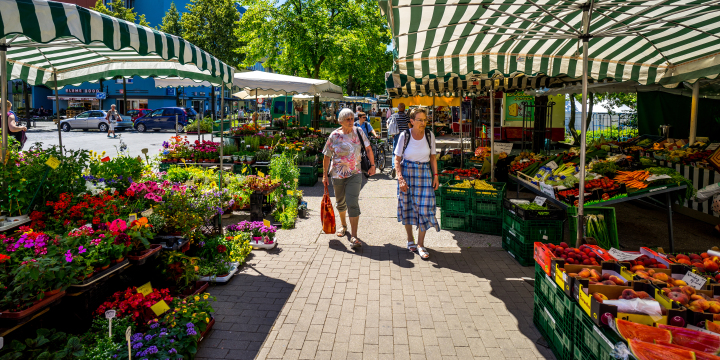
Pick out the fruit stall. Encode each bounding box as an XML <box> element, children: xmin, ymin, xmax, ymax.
<box><xmin>0</xmin><ymin>133</ymin><xmax>304</xmax><ymax>358</ymax></box>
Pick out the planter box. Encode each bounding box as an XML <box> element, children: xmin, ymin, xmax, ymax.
<box><xmin>127</xmin><ymin>244</ymin><xmax>162</xmax><ymax>265</ymax></box>
<box><xmin>68</xmin><ymin>259</ymin><xmax>130</xmax><ymax>289</ymax></box>
<box><xmin>0</xmin><ymin>291</ymin><xmax>65</xmax><ymax>323</ymax></box>
<box><xmin>179</xmin><ymin>281</ymin><xmax>210</xmax><ymax>299</ymax></box>
<box><xmin>198</xmin><ymin>317</ymin><xmax>216</xmax><ymax>343</ymax></box>
<box><xmin>198</xmin><ymin>264</ymin><xmax>238</xmax><ymax>283</ymax></box>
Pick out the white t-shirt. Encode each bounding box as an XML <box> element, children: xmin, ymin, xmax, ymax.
<box><xmin>394</xmin><ymin>130</ymin><xmax>436</xmax><ymax>163</ymax></box>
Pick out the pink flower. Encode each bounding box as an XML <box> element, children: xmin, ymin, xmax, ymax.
<box><xmin>109</xmin><ymin>219</ymin><xmax>128</xmax><ymax>232</ymax></box>
<box><xmin>78</xmin><ymin>246</ymin><xmax>87</xmax><ymax>254</ymax></box>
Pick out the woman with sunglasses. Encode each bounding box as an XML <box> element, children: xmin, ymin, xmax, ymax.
<box><xmin>394</xmin><ymin>108</ymin><xmax>439</xmax><ymax>260</ymax></box>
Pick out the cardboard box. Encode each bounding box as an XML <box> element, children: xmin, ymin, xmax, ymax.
<box><xmin>553</xmin><ymin>261</ymin><xmax>628</xmax><ymax>302</ymax></box>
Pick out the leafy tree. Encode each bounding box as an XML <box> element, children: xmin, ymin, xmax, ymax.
<box><xmin>92</xmin><ymin>0</ymin><xmax>149</xmax><ymax>26</ymax></box>
<box><xmin>236</xmin><ymin>0</ymin><xmax>391</xmax><ymax>93</ymax></box>
<box><xmin>567</xmin><ymin>92</ymin><xmax>637</xmax><ymax>143</ymax></box>
<box><xmin>181</xmin><ymin>0</ymin><xmax>244</xmax><ymax>68</ymax></box>
<box><xmin>159</xmin><ymin>1</ymin><xmax>183</xmax><ymax>37</ymax></box>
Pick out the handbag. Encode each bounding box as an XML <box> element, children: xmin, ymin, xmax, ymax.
<box><xmin>356</xmin><ymin>128</ymin><xmax>371</xmax><ymax>173</ymax></box>
<box><xmin>321</xmin><ymin>183</ymin><xmax>336</xmax><ymax>234</ymax></box>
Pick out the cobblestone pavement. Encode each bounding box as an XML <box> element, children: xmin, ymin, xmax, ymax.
<box><xmin>197</xmin><ymin>176</ymin><xmax>554</xmax><ymax>360</ymax></box>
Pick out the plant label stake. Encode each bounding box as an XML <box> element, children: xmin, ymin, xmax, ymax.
<box><xmin>105</xmin><ymin>310</ymin><xmax>116</xmax><ymax>338</ymax></box>
<box><xmin>0</xmin><ymin>336</ymin><xmax>3</xmax><ymax>350</ymax></box>
<box><xmin>125</xmin><ymin>326</ymin><xmax>132</xmax><ymax>358</ymax></box>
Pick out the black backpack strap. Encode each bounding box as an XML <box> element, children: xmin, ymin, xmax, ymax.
<box><xmin>402</xmin><ymin>129</ymin><xmax>434</xmax><ymax>157</ymax></box>
<box><xmin>356</xmin><ymin>128</ymin><xmax>366</xmax><ymax>153</ymax></box>
<box><xmin>401</xmin><ymin>129</ymin><xmax>412</xmax><ymax>155</ymax></box>
<box><xmin>425</xmin><ymin>129</ymin><xmax>433</xmax><ymax>151</ymax></box>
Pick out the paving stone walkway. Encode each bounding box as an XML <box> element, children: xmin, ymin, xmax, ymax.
<box><xmin>197</xmin><ymin>175</ymin><xmax>554</xmax><ymax>360</ymax></box>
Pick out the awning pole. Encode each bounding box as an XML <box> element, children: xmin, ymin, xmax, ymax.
<box><xmin>1</xmin><ymin>39</ymin><xmax>7</xmax><ymax>165</ymax></box>
<box><xmin>689</xmin><ymin>81</ymin><xmax>700</xmax><ymax>145</ymax></box>
<box><xmin>490</xmin><ymin>88</ymin><xmax>495</xmax><ymax>182</ymax></box>
<box><xmin>577</xmin><ymin>4</ymin><xmax>592</xmax><ymax>248</ymax></box>
<box><xmin>284</xmin><ymin>90</ymin><xmax>287</xmax><ymax>128</ymax></box>
<box><xmin>54</xmin><ymin>73</ymin><xmax>62</xmax><ymax>154</ymax></box>
<box><xmin>460</xmin><ymin>90</ymin><xmax>464</xmax><ymax>166</ymax></box>
<box><xmin>123</xmin><ymin>78</ymin><xmax>127</xmax><ymax>115</ymax></box>
<box><xmin>219</xmin><ymin>81</ymin><xmax>225</xmax><ymax>229</ymax></box>
<box><xmin>432</xmin><ymin>94</ymin><xmax>435</xmax><ymax>133</ymax></box>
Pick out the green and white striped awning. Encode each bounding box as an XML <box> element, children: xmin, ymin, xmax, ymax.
<box><xmin>380</xmin><ymin>0</ymin><xmax>720</xmax><ymax>88</ymax></box>
<box><xmin>0</xmin><ymin>0</ymin><xmax>234</xmax><ymax>87</ymax></box>
<box><xmin>386</xmin><ymin>72</ymin><xmax>565</xmax><ymax>97</ymax></box>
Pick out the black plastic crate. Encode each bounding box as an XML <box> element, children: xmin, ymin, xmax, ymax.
<box><xmin>503</xmin><ymin>198</ymin><xmax>566</xmax><ymax>221</ymax></box>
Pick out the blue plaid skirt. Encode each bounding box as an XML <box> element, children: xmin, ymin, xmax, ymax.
<box><xmin>397</xmin><ymin>160</ymin><xmax>440</xmax><ymax>232</ymax></box>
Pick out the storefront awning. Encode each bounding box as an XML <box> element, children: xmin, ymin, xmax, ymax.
<box><xmin>47</xmin><ymin>96</ymin><xmax>97</xmax><ymax>101</ymax></box>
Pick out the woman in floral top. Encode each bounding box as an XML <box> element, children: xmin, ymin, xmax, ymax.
<box><xmin>323</xmin><ymin>108</ymin><xmax>376</xmax><ymax>247</ymax></box>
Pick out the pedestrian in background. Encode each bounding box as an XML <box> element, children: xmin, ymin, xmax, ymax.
<box><xmin>394</xmin><ymin>108</ymin><xmax>439</xmax><ymax>260</ymax></box>
<box><xmin>387</xmin><ymin>103</ymin><xmax>409</xmax><ymax>178</ymax></box>
<box><xmin>105</xmin><ymin>104</ymin><xmax>119</xmax><ymax>138</ymax></box>
<box><xmin>2</xmin><ymin>100</ymin><xmax>27</xmax><ymax>149</ymax></box>
<box><xmin>322</xmin><ymin>108</ymin><xmax>376</xmax><ymax>248</ymax></box>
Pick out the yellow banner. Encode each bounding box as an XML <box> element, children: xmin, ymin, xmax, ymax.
<box><xmin>392</xmin><ymin>96</ymin><xmax>460</xmax><ymax>107</ymax></box>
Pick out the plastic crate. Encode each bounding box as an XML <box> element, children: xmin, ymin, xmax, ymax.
<box><xmin>573</xmin><ymin>305</ymin><xmax>622</xmax><ymax>360</ymax></box>
<box><xmin>443</xmin><ymin>197</ymin><xmax>470</xmax><ymax>213</ymax></box>
<box><xmin>503</xmin><ymin>228</ymin><xmax>535</xmax><ymax>266</ymax></box>
<box><xmin>503</xmin><ymin>209</ymin><xmax>564</xmax><ymax>243</ymax></box>
<box><xmin>503</xmin><ymin>198</ymin><xmax>566</xmax><ymax>221</ymax></box>
<box><xmin>534</xmin><ymin>263</ymin><xmax>559</xmax><ymax>310</ymax></box>
<box><xmin>440</xmin><ymin>180</ymin><xmax>473</xmax><ymax>198</ymax></box>
<box><xmin>440</xmin><ymin>210</ymin><xmax>469</xmax><ymax>231</ymax></box>
<box><xmin>159</xmin><ymin>163</ymin><xmax>171</xmax><ymax>172</ymax></box>
<box><xmin>469</xmin><ymin>215</ymin><xmax>502</xmax><ymax>235</ymax></box>
<box><xmin>435</xmin><ymin>190</ymin><xmax>443</xmax><ymax>208</ymax></box>
<box><xmin>299</xmin><ymin>173</ymin><xmax>318</xmax><ymax>186</ymax></box>
<box><xmin>567</xmin><ymin>206</ymin><xmax>619</xmax><ymax>250</ymax></box>
<box><xmin>533</xmin><ymin>293</ymin><xmax>573</xmax><ymax>360</ymax></box>
<box><xmin>298</xmin><ymin>165</ymin><xmax>316</xmax><ymax>175</ymax></box>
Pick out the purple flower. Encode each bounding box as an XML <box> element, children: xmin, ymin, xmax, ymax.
<box><xmin>64</xmin><ymin>250</ymin><xmax>73</xmax><ymax>263</ymax></box>
<box><xmin>133</xmin><ymin>342</ymin><xmax>144</xmax><ymax>349</ymax></box>
<box><xmin>186</xmin><ymin>328</ymin><xmax>197</xmax><ymax>336</ymax></box>
<box><xmin>78</xmin><ymin>246</ymin><xmax>87</xmax><ymax>254</ymax></box>
<box><xmin>186</xmin><ymin>322</ymin><xmax>195</xmax><ymax>328</ymax></box>
<box><xmin>150</xmin><ymin>322</ymin><xmax>160</xmax><ymax>329</ymax></box>
<box><xmin>144</xmin><ymin>334</ymin><xmax>153</xmax><ymax>341</ymax></box>
<box><xmin>168</xmin><ymin>348</ymin><xmax>177</xmax><ymax>354</ymax></box>
<box><xmin>146</xmin><ymin>346</ymin><xmax>158</xmax><ymax>354</ymax></box>
<box><xmin>132</xmin><ymin>333</ymin><xmax>143</xmax><ymax>342</ymax></box>
<box><xmin>169</xmin><ymin>339</ymin><xmax>175</xmax><ymax>343</ymax></box>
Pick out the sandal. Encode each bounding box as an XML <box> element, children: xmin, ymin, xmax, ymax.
<box><xmin>350</xmin><ymin>237</ymin><xmax>362</xmax><ymax>248</ymax></box>
<box><xmin>336</xmin><ymin>226</ymin><xmax>347</xmax><ymax>237</ymax></box>
<box><xmin>417</xmin><ymin>246</ymin><xmax>430</xmax><ymax>260</ymax></box>
<box><xmin>407</xmin><ymin>241</ymin><xmax>417</xmax><ymax>252</ymax></box>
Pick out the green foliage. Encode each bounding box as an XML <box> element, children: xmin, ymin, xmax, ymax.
<box><xmin>158</xmin><ymin>1</ymin><xmax>183</xmax><ymax>37</ymax></box>
<box><xmin>180</xmin><ymin>0</ymin><xmax>244</xmax><ymax>67</ymax></box>
<box><xmin>236</xmin><ymin>0</ymin><xmax>391</xmax><ymax>94</ymax></box>
<box><xmin>0</xmin><ymin>329</ymin><xmax>84</xmax><ymax>360</ymax></box>
<box><xmin>92</xmin><ymin>0</ymin><xmax>149</xmax><ymax>26</ymax></box>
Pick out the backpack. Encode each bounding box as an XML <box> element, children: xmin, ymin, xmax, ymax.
<box><xmin>355</xmin><ymin>128</ymin><xmax>371</xmax><ymax>173</ymax></box>
<box><xmin>400</xmin><ymin>129</ymin><xmax>434</xmax><ymax>156</ymax></box>
<box><xmin>387</xmin><ymin>115</ymin><xmax>399</xmax><ymax>136</ymax></box>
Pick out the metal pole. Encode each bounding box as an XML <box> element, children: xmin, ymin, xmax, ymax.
<box><xmin>54</xmin><ymin>73</ymin><xmax>62</xmax><ymax>153</ymax></box>
<box><xmin>123</xmin><ymin>78</ymin><xmax>127</xmax><ymax>115</ymax></box>
<box><xmin>460</xmin><ymin>90</ymin><xmax>464</xmax><ymax>166</ymax></box>
<box><xmin>470</xmin><ymin>93</ymin><xmax>476</xmax><ymax>153</ymax></box>
<box><xmin>219</xmin><ymin>82</ymin><xmax>225</xmax><ymax>204</ymax></box>
<box><xmin>577</xmin><ymin>4</ymin><xmax>592</xmax><ymax>247</ymax></box>
<box><xmin>490</xmin><ymin>89</ymin><xmax>495</xmax><ymax>182</ymax></box>
<box><xmin>1</xmin><ymin>40</ymin><xmax>7</xmax><ymax>164</ymax></box>
<box><xmin>432</xmin><ymin>94</ymin><xmax>435</xmax><ymax>133</ymax></box>
<box><xmin>284</xmin><ymin>90</ymin><xmax>287</xmax><ymax>128</ymax></box>
<box><xmin>689</xmin><ymin>81</ymin><xmax>700</xmax><ymax>145</ymax></box>
<box><xmin>175</xmin><ymin>114</ymin><xmax>178</xmax><ymax>137</ymax></box>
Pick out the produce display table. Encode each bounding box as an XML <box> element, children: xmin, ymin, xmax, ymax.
<box><xmin>509</xmin><ymin>175</ymin><xmax>687</xmax><ymax>251</ymax></box>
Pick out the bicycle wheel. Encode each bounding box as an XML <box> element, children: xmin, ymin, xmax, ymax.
<box><xmin>376</xmin><ymin>146</ymin><xmax>386</xmax><ymax>171</ymax></box>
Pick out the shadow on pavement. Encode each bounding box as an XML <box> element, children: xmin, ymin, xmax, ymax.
<box><xmin>195</xmin><ymin>267</ymin><xmax>295</xmax><ymax>360</ymax></box>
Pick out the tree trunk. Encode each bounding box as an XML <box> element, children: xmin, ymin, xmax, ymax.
<box><xmin>568</xmin><ymin>94</ymin><xmax>578</xmax><ymax>144</ymax></box>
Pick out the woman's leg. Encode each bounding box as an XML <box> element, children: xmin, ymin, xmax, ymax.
<box><xmin>417</xmin><ymin>229</ymin><xmax>427</xmax><ymax>248</ymax></box>
<box><xmin>405</xmin><ymin>224</ymin><xmax>414</xmax><ymax>242</ymax></box>
<box><xmin>332</xmin><ymin>178</ymin><xmax>349</xmax><ymax>234</ymax></box>
<box><xmin>345</xmin><ymin>174</ymin><xmax>363</xmax><ymax>238</ymax></box>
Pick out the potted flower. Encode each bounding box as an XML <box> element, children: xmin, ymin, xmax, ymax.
<box><xmin>260</xmin><ymin>224</ymin><xmax>277</xmax><ymax>245</ymax></box>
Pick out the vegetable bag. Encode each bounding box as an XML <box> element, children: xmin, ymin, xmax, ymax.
<box><xmin>321</xmin><ymin>183</ymin><xmax>336</xmax><ymax>234</ymax></box>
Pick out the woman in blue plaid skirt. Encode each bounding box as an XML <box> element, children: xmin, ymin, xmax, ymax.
<box><xmin>394</xmin><ymin>108</ymin><xmax>440</xmax><ymax>260</ymax></box>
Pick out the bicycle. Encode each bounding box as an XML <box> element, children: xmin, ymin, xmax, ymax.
<box><xmin>370</xmin><ymin>136</ymin><xmax>387</xmax><ymax>172</ymax></box>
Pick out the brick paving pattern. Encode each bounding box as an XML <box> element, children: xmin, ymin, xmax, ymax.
<box><xmin>197</xmin><ymin>177</ymin><xmax>554</xmax><ymax>359</ymax></box>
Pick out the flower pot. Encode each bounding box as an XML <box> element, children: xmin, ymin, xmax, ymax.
<box><xmin>44</xmin><ymin>288</ymin><xmax>62</xmax><ymax>297</ymax></box>
<box><xmin>127</xmin><ymin>244</ymin><xmax>163</xmax><ymax>265</ymax></box>
<box><xmin>264</xmin><ymin>236</ymin><xmax>274</xmax><ymax>245</ymax></box>
<box><xmin>95</xmin><ymin>264</ymin><xmax>110</xmax><ymax>272</ymax></box>
<box><xmin>112</xmin><ymin>256</ymin><xmax>125</xmax><ymax>264</ymax></box>
<box><xmin>252</xmin><ymin>236</ymin><xmax>262</xmax><ymax>243</ymax></box>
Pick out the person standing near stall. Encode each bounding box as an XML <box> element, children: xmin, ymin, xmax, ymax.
<box><xmin>2</xmin><ymin>100</ymin><xmax>27</xmax><ymax>149</ymax></box>
<box><xmin>387</xmin><ymin>102</ymin><xmax>409</xmax><ymax>178</ymax></box>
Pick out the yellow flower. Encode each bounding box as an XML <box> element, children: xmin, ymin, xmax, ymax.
<box><xmin>203</xmin><ymin>294</ymin><xmax>209</xmax><ymax>300</ymax></box>
<box><xmin>206</xmin><ymin>317</ymin><xmax>210</xmax><ymax>323</ymax></box>
<box><xmin>194</xmin><ymin>296</ymin><xmax>200</xmax><ymax>301</ymax></box>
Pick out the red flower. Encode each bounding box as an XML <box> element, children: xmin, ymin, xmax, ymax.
<box><xmin>217</xmin><ymin>244</ymin><xmax>227</xmax><ymax>253</ymax></box>
<box><xmin>0</xmin><ymin>254</ymin><xmax>10</xmax><ymax>263</ymax></box>
<box><xmin>101</xmin><ymin>156</ymin><xmax>110</xmax><ymax>162</ymax></box>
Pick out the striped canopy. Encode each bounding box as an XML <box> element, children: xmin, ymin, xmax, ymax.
<box><xmin>380</xmin><ymin>0</ymin><xmax>720</xmax><ymax>88</ymax></box>
<box><xmin>386</xmin><ymin>72</ymin><xmax>563</xmax><ymax>97</ymax></box>
<box><xmin>0</xmin><ymin>0</ymin><xmax>234</xmax><ymax>87</ymax></box>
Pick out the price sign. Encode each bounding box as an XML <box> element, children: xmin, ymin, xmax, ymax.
<box><xmin>136</xmin><ymin>282</ymin><xmax>153</xmax><ymax>296</ymax></box>
<box><xmin>706</xmin><ymin>143</ymin><xmax>720</xmax><ymax>151</ymax></box>
<box><xmin>128</xmin><ymin>213</ymin><xmax>137</xmax><ymax>223</ymax></box>
<box><xmin>608</xmin><ymin>248</ymin><xmax>641</xmax><ymax>261</ymax></box>
<box><xmin>546</xmin><ymin>161</ymin><xmax>558</xmax><ymax>170</ymax></box>
<box><xmin>263</xmin><ymin>219</ymin><xmax>271</xmax><ymax>227</ymax></box>
<box><xmin>45</xmin><ymin>156</ymin><xmax>60</xmax><ymax>169</ymax></box>
<box><xmin>540</xmin><ymin>182</ymin><xmax>555</xmax><ymax>198</ymax></box>
<box><xmin>534</xmin><ymin>197</ymin><xmax>546</xmax><ymax>206</ymax></box>
<box><xmin>493</xmin><ymin>142</ymin><xmax>513</xmax><ymax>154</ymax></box>
<box><xmin>682</xmin><ymin>271</ymin><xmax>708</xmax><ymax>290</ymax></box>
<box><xmin>258</xmin><ymin>171</ymin><xmax>265</xmax><ymax>177</ymax></box>
<box><xmin>150</xmin><ymin>300</ymin><xmax>171</xmax><ymax>316</ymax></box>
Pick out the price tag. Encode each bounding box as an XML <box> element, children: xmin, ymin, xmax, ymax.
<box><xmin>493</xmin><ymin>142</ymin><xmax>513</xmax><ymax>154</ymax></box>
<box><xmin>608</xmin><ymin>248</ymin><xmax>641</xmax><ymax>261</ymax></box>
<box><xmin>136</xmin><ymin>282</ymin><xmax>153</xmax><ymax>296</ymax></box>
<box><xmin>105</xmin><ymin>310</ymin><xmax>116</xmax><ymax>319</ymax></box>
<box><xmin>546</xmin><ymin>161</ymin><xmax>558</xmax><ymax>170</ymax></box>
<box><xmin>540</xmin><ymin>182</ymin><xmax>555</xmax><ymax>198</ymax></box>
<box><xmin>258</xmin><ymin>171</ymin><xmax>265</xmax><ymax>177</ymax></box>
<box><xmin>706</xmin><ymin>143</ymin><xmax>720</xmax><ymax>151</ymax></box>
<box><xmin>534</xmin><ymin>197</ymin><xmax>546</xmax><ymax>206</ymax></box>
<box><xmin>682</xmin><ymin>271</ymin><xmax>708</xmax><ymax>290</ymax></box>
<box><xmin>150</xmin><ymin>300</ymin><xmax>171</xmax><ymax>316</ymax></box>
<box><xmin>128</xmin><ymin>213</ymin><xmax>137</xmax><ymax>223</ymax></box>
<box><xmin>263</xmin><ymin>219</ymin><xmax>271</xmax><ymax>227</ymax></box>
<box><xmin>45</xmin><ymin>156</ymin><xmax>60</xmax><ymax>169</ymax></box>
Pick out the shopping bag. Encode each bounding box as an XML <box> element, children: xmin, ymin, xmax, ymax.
<box><xmin>321</xmin><ymin>183</ymin><xmax>336</xmax><ymax>234</ymax></box>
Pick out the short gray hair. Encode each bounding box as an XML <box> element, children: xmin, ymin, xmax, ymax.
<box><xmin>338</xmin><ymin>108</ymin><xmax>354</xmax><ymax>122</ymax></box>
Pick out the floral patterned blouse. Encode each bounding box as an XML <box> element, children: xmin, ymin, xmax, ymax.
<box><xmin>323</xmin><ymin>127</ymin><xmax>371</xmax><ymax>179</ymax></box>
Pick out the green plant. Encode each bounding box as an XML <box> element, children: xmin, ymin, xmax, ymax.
<box><xmin>158</xmin><ymin>251</ymin><xmax>199</xmax><ymax>291</ymax></box>
<box><xmin>269</xmin><ymin>151</ymin><xmax>300</xmax><ymax>197</ymax></box>
<box><xmin>0</xmin><ymin>329</ymin><xmax>85</xmax><ymax>360</ymax></box>
<box><xmin>255</xmin><ymin>149</ymin><xmax>272</xmax><ymax>162</ymax></box>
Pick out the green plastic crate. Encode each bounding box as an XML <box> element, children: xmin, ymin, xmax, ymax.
<box><xmin>572</xmin><ymin>345</ymin><xmax>592</xmax><ymax>360</ymax></box>
<box><xmin>440</xmin><ymin>210</ymin><xmax>469</xmax><ymax>231</ymax></box>
<box><xmin>534</xmin><ymin>263</ymin><xmax>559</xmax><ymax>309</ymax></box>
<box><xmin>533</xmin><ymin>294</ymin><xmax>573</xmax><ymax>360</ymax></box>
<box><xmin>298</xmin><ymin>165</ymin><xmax>316</xmax><ymax>175</ymax></box>
<box><xmin>443</xmin><ymin>197</ymin><xmax>470</xmax><ymax>213</ymax></box>
<box><xmin>435</xmin><ymin>190</ymin><xmax>443</xmax><ymax>208</ymax></box>
<box><xmin>567</xmin><ymin>206</ymin><xmax>619</xmax><ymax>250</ymax></box>
<box><xmin>503</xmin><ymin>228</ymin><xmax>535</xmax><ymax>266</ymax></box>
<box><xmin>440</xmin><ymin>180</ymin><xmax>473</xmax><ymax>198</ymax></box>
<box><xmin>469</xmin><ymin>215</ymin><xmax>502</xmax><ymax>235</ymax></box>
<box><xmin>159</xmin><ymin>163</ymin><xmax>171</xmax><ymax>172</ymax></box>
<box><xmin>503</xmin><ymin>209</ymin><xmax>564</xmax><ymax>243</ymax></box>
<box><xmin>572</xmin><ymin>305</ymin><xmax>622</xmax><ymax>360</ymax></box>
<box><xmin>299</xmin><ymin>173</ymin><xmax>317</xmax><ymax>186</ymax></box>
<box><xmin>470</xmin><ymin>182</ymin><xmax>506</xmax><ymax>217</ymax></box>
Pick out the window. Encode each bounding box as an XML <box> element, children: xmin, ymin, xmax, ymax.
<box><xmin>76</xmin><ymin>112</ymin><xmax>90</xmax><ymax>119</ymax></box>
<box><xmin>163</xmin><ymin>109</ymin><xmax>175</xmax><ymax>116</ymax></box>
<box><xmin>91</xmin><ymin>111</ymin><xmax>105</xmax><ymax>117</ymax></box>
<box><xmin>273</xmin><ymin>100</ymin><xmax>287</xmax><ymax>114</ymax></box>
<box><xmin>150</xmin><ymin>109</ymin><xmax>164</xmax><ymax>117</ymax></box>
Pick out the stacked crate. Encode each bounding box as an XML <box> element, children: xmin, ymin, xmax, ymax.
<box><xmin>298</xmin><ymin>165</ymin><xmax>317</xmax><ymax>186</ymax></box>
<box><xmin>438</xmin><ymin>180</ymin><xmax>505</xmax><ymax>235</ymax></box>
<box><xmin>502</xmin><ymin>200</ymin><xmax>565</xmax><ymax>266</ymax></box>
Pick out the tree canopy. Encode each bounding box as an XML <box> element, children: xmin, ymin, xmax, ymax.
<box><xmin>180</xmin><ymin>0</ymin><xmax>245</xmax><ymax>68</ymax></box>
<box><xmin>92</xmin><ymin>0</ymin><xmax>149</xmax><ymax>26</ymax></box>
<box><xmin>159</xmin><ymin>1</ymin><xmax>183</xmax><ymax>37</ymax></box>
<box><xmin>236</xmin><ymin>0</ymin><xmax>392</xmax><ymax>95</ymax></box>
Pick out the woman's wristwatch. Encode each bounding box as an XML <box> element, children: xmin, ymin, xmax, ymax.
<box><xmin>370</xmin><ymin>164</ymin><xmax>375</xmax><ymax>167</ymax></box>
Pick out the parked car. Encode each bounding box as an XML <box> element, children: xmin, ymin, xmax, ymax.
<box><xmin>127</xmin><ymin>109</ymin><xmax>152</xmax><ymax>122</ymax></box>
<box><xmin>59</xmin><ymin>110</ymin><xmax>133</xmax><ymax>132</ymax></box>
<box><xmin>134</xmin><ymin>107</ymin><xmax>194</xmax><ymax>133</ymax></box>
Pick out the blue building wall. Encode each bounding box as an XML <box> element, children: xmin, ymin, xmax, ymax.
<box><xmin>134</xmin><ymin>0</ymin><xmax>193</xmax><ymax>29</ymax></box>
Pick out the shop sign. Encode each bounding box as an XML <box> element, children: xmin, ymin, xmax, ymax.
<box><xmin>166</xmin><ymin>88</ymin><xmax>176</xmax><ymax>96</ymax></box>
<box><xmin>67</xmin><ymin>89</ymin><xmax>101</xmax><ymax>93</ymax></box>
<box><xmin>504</xmin><ymin>92</ymin><xmax>534</xmax><ymax>122</ymax></box>
<box><xmin>96</xmin><ymin>92</ymin><xmax>107</xmax><ymax>100</ymax></box>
